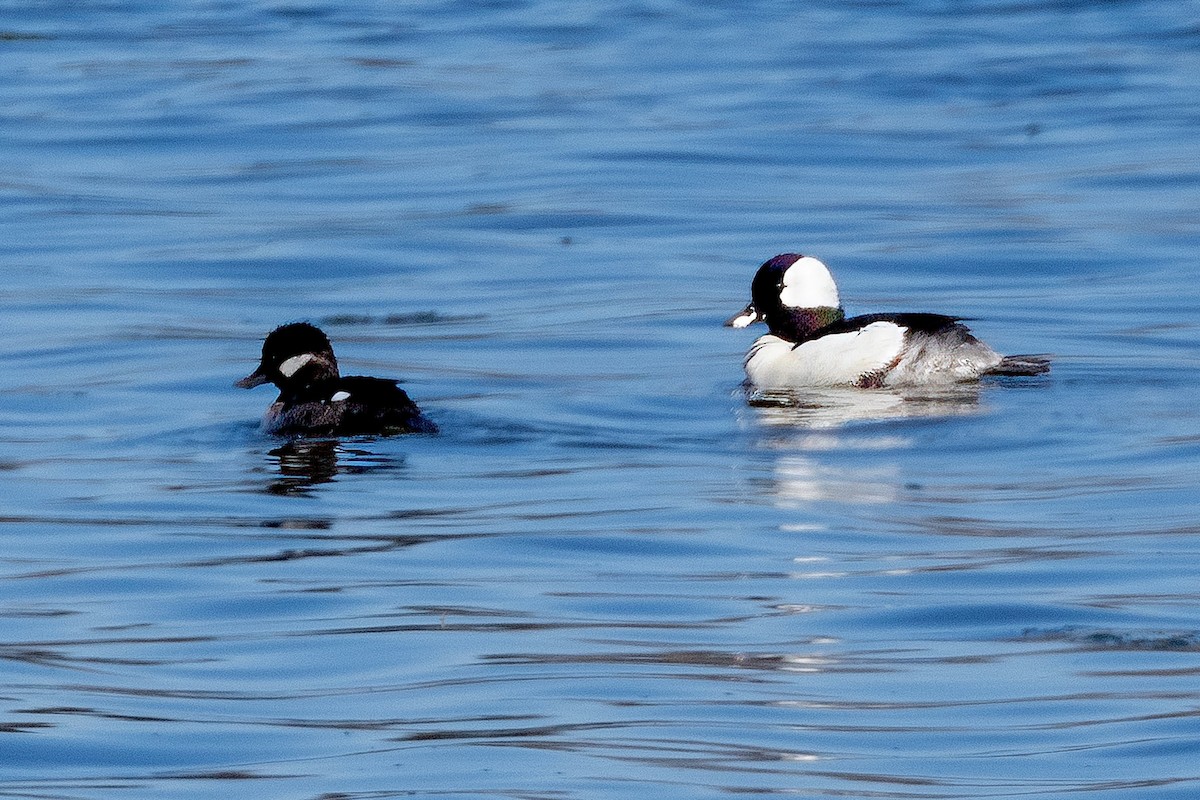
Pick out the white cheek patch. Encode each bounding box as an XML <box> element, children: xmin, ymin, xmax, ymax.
<box><xmin>779</xmin><ymin>256</ymin><xmax>840</xmax><ymax>309</ymax></box>
<box><xmin>278</xmin><ymin>352</ymin><xmax>315</xmax><ymax>377</ymax></box>
<box><xmin>330</xmin><ymin>390</ymin><xmax>351</xmax><ymax>402</ymax></box>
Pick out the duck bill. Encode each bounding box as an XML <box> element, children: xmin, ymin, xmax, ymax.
<box><xmin>724</xmin><ymin>303</ymin><xmax>763</xmax><ymax>328</ymax></box>
<box><xmin>234</xmin><ymin>366</ymin><xmax>269</xmax><ymax>389</ymax></box>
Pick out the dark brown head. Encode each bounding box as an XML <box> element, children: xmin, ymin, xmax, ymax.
<box><xmin>235</xmin><ymin>322</ymin><xmax>339</xmax><ymax>390</ymax></box>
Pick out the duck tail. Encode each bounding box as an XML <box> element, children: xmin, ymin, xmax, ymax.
<box><xmin>986</xmin><ymin>354</ymin><xmax>1052</xmax><ymax>376</ymax></box>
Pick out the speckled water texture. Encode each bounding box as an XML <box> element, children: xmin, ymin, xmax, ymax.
<box><xmin>2</xmin><ymin>2</ymin><xmax>1199</xmax><ymax>798</ymax></box>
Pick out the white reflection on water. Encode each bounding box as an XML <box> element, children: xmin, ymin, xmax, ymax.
<box><xmin>748</xmin><ymin>385</ymin><xmax>986</xmax><ymax>429</ymax></box>
<box><xmin>773</xmin><ymin>456</ymin><xmax>902</xmax><ymax>506</ymax></box>
<box><xmin>746</xmin><ymin>385</ymin><xmax>986</xmax><ymax>508</ymax></box>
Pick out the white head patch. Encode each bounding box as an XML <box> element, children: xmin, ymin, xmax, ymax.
<box><xmin>330</xmin><ymin>390</ymin><xmax>351</xmax><ymax>402</ymax></box>
<box><xmin>779</xmin><ymin>256</ymin><xmax>840</xmax><ymax>309</ymax></box>
<box><xmin>279</xmin><ymin>352</ymin><xmax>315</xmax><ymax>378</ymax></box>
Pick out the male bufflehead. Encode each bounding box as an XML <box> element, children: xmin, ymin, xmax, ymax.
<box><xmin>236</xmin><ymin>322</ymin><xmax>437</xmax><ymax>436</ymax></box>
<box><xmin>726</xmin><ymin>254</ymin><xmax>1050</xmax><ymax>389</ymax></box>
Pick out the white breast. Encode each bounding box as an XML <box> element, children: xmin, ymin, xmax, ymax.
<box><xmin>744</xmin><ymin>322</ymin><xmax>907</xmax><ymax>388</ymax></box>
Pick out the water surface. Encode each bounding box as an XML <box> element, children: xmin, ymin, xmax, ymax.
<box><xmin>2</xmin><ymin>1</ymin><xmax>1199</xmax><ymax>798</ymax></box>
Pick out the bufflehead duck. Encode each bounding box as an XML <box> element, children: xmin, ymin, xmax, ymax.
<box><xmin>236</xmin><ymin>322</ymin><xmax>437</xmax><ymax>436</ymax></box>
<box><xmin>726</xmin><ymin>254</ymin><xmax>1050</xmax><ymax>389</ymax></box>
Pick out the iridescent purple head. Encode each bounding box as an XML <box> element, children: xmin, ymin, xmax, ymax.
<box><xmin>726</xmin><ymin>254</ymin><xmax>843</xmax><ymax>339</ymax></box>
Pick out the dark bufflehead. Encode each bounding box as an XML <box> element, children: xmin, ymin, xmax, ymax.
<box><xmin>726</xmin><ymin>254</ymin><xmax>1050</xmax><ymax>389</ymax></box>
<box><xmin>236</xmin><ymin>322</ymin><xmax>437</xmax><ymax>436</ymax></box>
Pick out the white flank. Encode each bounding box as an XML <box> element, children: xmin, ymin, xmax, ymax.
<box><xmin>279</xmin><ymin>352</ymin><xmax>315</xmax><ymax>377</ymax></box>
<box><xmin>745</xmin><ymin>321</ymin><xmax>906</xmax><ymax>388</ymax></box>
<box><xmin>779</xmin><ymin>256</ymin><xmax>840</xmax><ymax>309</ymax></box>
<box><xmin>330</xmin><ymin>390</ymin><xmax>351</xmax><ymax>402</ymax></box>
<box><xmin>886</xmin><ymin>333</ymin><xmax>1003</xmax><ymax>385</ymax></box>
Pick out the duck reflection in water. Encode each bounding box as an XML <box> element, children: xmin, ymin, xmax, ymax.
<box><xmin>742</xmin><ymin>385</ymin><xmax>985</xmax><ymax>508</ymax></box>
<box><xmin>747</xmin><ymin>384</ymin><xmax>986</xmax><ymax>429</ymax></box>
<box><xmin>264</xmin><ymin>439</ymin><xmax>405</xmax><ymax>496</ymax></box>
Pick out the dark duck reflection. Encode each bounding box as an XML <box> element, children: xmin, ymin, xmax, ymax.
<box><xmin>265</xmin><ymin>439</ymin><xmax>407</xmax><ymax>496</ymax></box>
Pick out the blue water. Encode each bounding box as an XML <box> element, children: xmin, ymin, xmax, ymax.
<box><xmin>2</xmin><ymin>2</ymin><xmax>1199</xmax><ymax>798</ymax></box>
